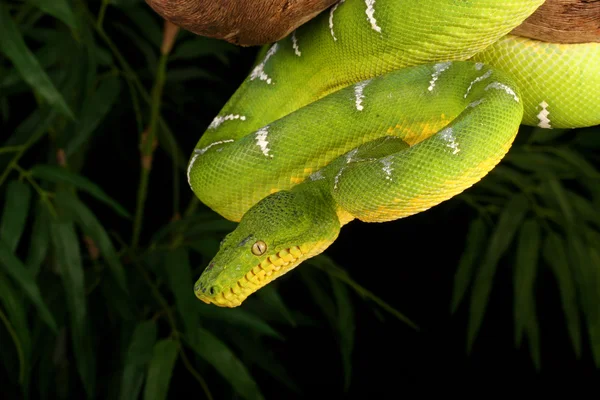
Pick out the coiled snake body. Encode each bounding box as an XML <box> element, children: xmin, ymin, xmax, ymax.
<box><xmin>187</xmin><ymin>0</ymin><xmax>600</xmax><ymax>307</ymax></box>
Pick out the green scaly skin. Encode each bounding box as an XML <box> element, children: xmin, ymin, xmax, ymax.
<box><xmin>188</xmin><ymin>0</ymin><xmax>600</xmax><ymax>307</ymax></box>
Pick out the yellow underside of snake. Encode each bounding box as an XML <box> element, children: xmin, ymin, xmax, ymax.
<box><xmin>187</xmin><ymin>0</ymin><xmax>600</xmax><ymax>307</ymax></box>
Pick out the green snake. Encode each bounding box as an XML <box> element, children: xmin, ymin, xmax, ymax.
<box><xmin>187</xmin><ymin>0</ymin><xmax>600</xmax><ymax>307</ymax></box>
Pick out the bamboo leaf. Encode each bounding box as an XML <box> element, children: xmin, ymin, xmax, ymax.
<box><xmin>26</xmin><ymin>0</ymin><xmax>76</xmax><ymax>29</ymax></box>
<box><xmin>467</xmin><ymin>193</ymin><xmax>529</xmax><ymax>352</ymax></box>
<box><xmin>65</xmin><ymin>76</ymin><xmax>122</xmax><ymax>157</ymax></box>
<box><xmin>55</xmin><ymin>191</ymin><xmax>127</xmax><ymax>291</ymax></box>
<box><xmin>543</xmin><ymin>232</ymin><xmax>582</xmax><ymax>358</ymax></box>
<box><xmin>0</xmin><ymin>240</ymin><xmax>57</xmax><ymax>332</ymax></box>
<box><xmin>120</xmin><ymin>321</ymin><xmax>158</xmax><ymax>400</ymax></box>
<box><xmin>187</xmin><ymin>328</ymin><xmax>264</xmax><ymax>400</ymax></box>
<box><xmin>545</xmin><ymin>177</ymin><xmax>574</xmax><ymax>224</ymax></box>
<box><xmin>143</xmin><ymin>339</ymin><xmax>179</xmax><ymax>400</ymax></box>
<box><xmin>548</xmin><ymin>147</ymin><xmax>600</xmax><ymax>179</ymax></box>
<box><xmin>331</xmin><ymin>277</ymin><xmax>354</xmax><ymax>391</ymax></box>
<box><xmin>528</xmin><ymin>127</ymin><xmax>569</xmax><ymax>144</ymax></box>
<box><xmin>163</xmin><ymin>248</ymin><xmax>198</xmax><ymax>334</ymax></box>
<box><xmin>0</xmin><ymin>180</ymin><xmax>32</xmax><ymax>251</ymax></box>
<box><xmin>123</xmin><ymin>6</ymin><xmax>163</xmax><ymax>48</ymax></box>
<box><xmin>451</xmin><ymin>217</ymin><xmax>487</xmax><ymax>313</ymax></box>
<box><xmin>196</xmin><ymin>304</ymin><xmax>282</xmax><ymax>340</ymax></box>
<box><xmin>567</xmin><ymin>191</ymin><xmax>600</xmax><ymax>230</ymax></box>
<box><xmin>50</xmin><ymin>219</ymin><xmax>95</xmax><ymax>397</ymax></box>
<box><xmin>0</xmin><ymin>4</ymin><xmax>74</xmax><ymax>119</ymax></box>
<box><xmin>228</xmin><ymin>333</ymin><xmax>300</xmax><ymax>393</ymax></box>
<box><xmin>255</xmin><ymin>285</ymin><xmax>296</xmax><ymax>326</ymax></box>
<box><xmin>525</xmin><ymin>311</ymin><xmax>541</xmax><ymax>370</ymax></box>
<box><xmin>503</xmin><ymin>152</ymin><xmax>572</xmax><ymax>175</ymax></box>
<box><xmin>30</xmin><ymin>164</ymin><xmax>131</xmax><ymax>218</ymax></box>
<box><xmin>513</xmin><ymin>220</ymin><xmax>540</xmax><ymax>352</ymax></box>
<box><xmin>0</xmin><ymin>273</ymin><xmax>31</xmax><ymax>385</ymax></box>
<box><xmin>26</xmin><ymin>202</ymin><xmax>50</xmax><ymax>275</ymax></box>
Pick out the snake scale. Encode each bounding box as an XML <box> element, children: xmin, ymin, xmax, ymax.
<box><xmin>187</xmin><ymin>0</ymin><xmax>600</xmax><ymax>307</ymax></box>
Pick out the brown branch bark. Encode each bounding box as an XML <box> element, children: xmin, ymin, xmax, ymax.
<box><xmin>511</xmin><ymin>0</ymin><xmax>600</xmax><ymax>43</ymax></box>
<box><xmin>145</xmin><ymin>0</ymin><xmax>337</xmax><ymax>47</ymax></box>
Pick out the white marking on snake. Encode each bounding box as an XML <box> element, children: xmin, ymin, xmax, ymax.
<box><xmin>334</xmin><ymin>149</ymin><xmax>358</xmax><ymax>190</ymax></box>
<box><xmin>484</xmin><ymin>82</ymin><xmax>519</xmax><ymax>102</ymax></box>
<box><xmin>329</xmin><ymin>0</ymin><xmax>344</xmax><ymax>41</ymax></box>
<box><xmin>464</xmin><ymin>70</ymin><xmax>492</xmax><ymax>98</ymax></box>
<box><xmin>291</xmin><ymin>31</ymin><xmax>301</xmax><ymax>56</ymax></box>
<box><xmin>208</xmin><ymin>114</ymin><xmax>246</xmax><ymax>129</ymax></box>
<box><xmin>439</xmin><ymin>127</ymin><xmax>460</xmax><ymax>155</ymax></box>
<box><xmin>197</xmin><ymin>139</ymin><xmax>235</xmax><ymax>155</ymax></box>
<box><xmin>354</xmin><ymin>79</ymin><xmax>372</xmax><ymax>111</ymax></box>
<box><xmin>309</xmin><ymin>170</ymin><xmax>325</xmax><ymax>181</ymax></box>
<box><xmin>537</xmin><ymin>101</ymin><xmax>552</xmax><ymax>129</ymax></box>
<box><xmin>365</xmin><ymin>0</ymin><xmax>382</xmax><ymax>33</ymax></box>
<box><xmin>428</xmin><ymin>62</ymin><xmax>452</xmax><ymax>92</ymax></box>
<box><xmin>255</xmin><ymin>126</ymin><xmax>274</xmax><ymax>158</ymax></box>
<box><xmin>475</xmin><ymin>62</ymin><xmax>484</xmax><ymax>71</ymax></box>
<box><xmin>468</xmin><ymin>98</ymin><xmax>485</xmax><ymax>108</ymax></box>
<box><xmin>250</xmin><ymin>43</ymin><xmax>278</xmax><ymax>84</ymax></box>
<box><xmin>381</xmin><ymin>156</ymin><xmax>394</xmax><ymax>181</ymax></box>
<box><xmin>187</xmin><ymin>140</ymin><xmax>234</xmax><ymax>186</ymax></box>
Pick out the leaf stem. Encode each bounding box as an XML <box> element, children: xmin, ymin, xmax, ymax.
<box><xmin>131</xmin><ymin>53</ymin><xmax>168</xmax><ymax>249</ymax></box>
<box><xmin>179</xmin><ymin>346</ymin><xmax>214</xmax><ymax>400</ymax></box>
<box><xmin>96</xmin><ymin>0</ymin><xmax>110</xmax><ymax>30</ymax></box>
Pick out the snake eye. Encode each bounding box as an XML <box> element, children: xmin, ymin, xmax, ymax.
<box><xmin>251</xmin><ymin>240</ymin><xmax>267</xmax><ymax>256</ymax></box>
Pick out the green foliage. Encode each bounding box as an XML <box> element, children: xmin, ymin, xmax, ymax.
<box><xmin>0</xmin><ymin>1</ymin><xmax>415</xmax><ymax>398</ymax></box>
<box><xmin>453</xmin><ymin>126</ymin><xmax>600</xmax><ymax>368</ymax></box>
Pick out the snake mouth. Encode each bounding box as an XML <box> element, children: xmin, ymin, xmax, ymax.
<box><xmin>195</xmin><ymin>245</ymin><xmax>306</xmax><ymax>307</ymax></box>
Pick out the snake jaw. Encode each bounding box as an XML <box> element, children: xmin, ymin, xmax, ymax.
<box><xmin>194</xmin><ymin>245</ymin><xmax>306</xmax><ymax>307</ymax></box>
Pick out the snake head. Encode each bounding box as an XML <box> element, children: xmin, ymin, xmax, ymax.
<box><xmin>194</xmin><ymin>187</ymin><xmax>340</xmax><ymax>307</ymax></box>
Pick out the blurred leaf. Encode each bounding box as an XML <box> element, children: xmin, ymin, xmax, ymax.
<box><xmin>26</xmin><ymin>202</ymin><xmax>50</xmax><ymax>275</ymax></box>
<box><xmin>143</xmin><ymin>339</ymin><xmax>179</xmax><ymax>400</ymax></box>
<box><xmin>26</xmin><ymin>0</ymin><xmax>76</xmax><ymax>29</ymax></box>
<box><xmin>567</xmin><ymin>232</ymin><xmax>599</xmax><ymax>366</ymax></box>
<box><xmin>120</xmin><ymin>321</ymin><xmax>158</xmax><ymax>400</ymax></box>
<box><xmin>0</xmin><ymin>240</ymin><xmax>57</xmax><ymax>332</ymax></box>
<box><xmin>299</xmin><ymin>267</ymin><xmax>336</xmax><ymax>322</ymax></box>
<box><xmin>488</xmin><ymin>165</ymin><xmax>533</xmax><ymax>190</ymax></box>
<box><xmin>55</xmin><ymin>191</ymin><xmax>127</xmax><ymax>290</ymax></box>
<box><xmin>524</xmin><ymin>309</ymin><xmax>541</xmax><ymax>370</ymax></box>
<box><xmin>0</xmin><ymin>4</ymin><xmax>74</xmax><ymax>119</ymax></box>
<box><xmin>0</xmin><ymin>180</ymin><xmax>32</xmax><ymax>251</ymax></box>
<box><xmin>66</xmin><ymin>76</ymin><xmax>122</xmax><ymax>157</ymax></box>
<box><xmin>548</xmin><ymin>147</ymin><xmax>600</xmax><ymax>179</ymax></box>
<box><xmin>543</xmin><ymin>232</ymin><xmax>582</xmax><ymax>358</ymax></box>
<box><xmin>163</xmin><ymin>248</ymin><xmax>198</xmax><ymax>334</ymax></box>
<box><xmin>528</xmin><ymin>127</ymin><xmax>569</xmax><ymax>143</ymax></box>
<box><xmin>513</xmin><ymin>220</ymin><xmax>540</xmax><ymax>355</ymax></box>
<box><xmin>188</xmin><ymin>328</ymin><xmax>264</xmax><ymax>400</ymax></box>
<box><xmin>229</xmin><ymin>333</ymin><xmax>300</xmax><ymax>393</ymax></box>
<box><xmin>331</xmin><ymin>277</ymin><xmax>354</xmax><ymax>391</ymax></box>
<box><xmin>255</xmin><ymin>285</ymin><xmax>296</xmax><ymax>326</ymax></box>
<box><xmin>196</xmin><ymin>304</ymin><xmax>282</xmax><ymax>340</ymax></box>
<box><xmin>451</xmin><ymin>217</ymin><xmax>487</xmax><ymax>313</ymax></box>
<box><xmin>30</xmin><ymin>164</ymin><xmax>131</xmax><ymax>218</ymax></box>
<box><xmin>113</xmin><ymin>23</ymin><xmax>158</xmax><ymax>73</ymax></box>
<box><xmin>545</xmin><ymin>177</ymin><xmax>574</xmax><ymax>224</ymax></box>
<box><xmin>0</xmin><ymin>273</ymin><xmax>31</xmax><ymax>384</ymax></box>
<box><xmin>123</xmin><ymin>5</ymin><xmax>163</xmax><ymax>48</ymax></box>
<box><xmin>567</xmin><ymin>191</ymin><xmax>600</xmax><ymax>230</ymax></box>
<box><xmin>50</xmin><ymin>220</ymin><xmax>95</xmax><ymax>397</ymax></box>
<box><xmin>467</xmin><ymin>193</ymin><xmax>529</xmax><ymax>352</ymax></box>
<box><xmin>504</xmin><ymin>152</ymin><xmax>572</xmax><ymax>175</ymax></box>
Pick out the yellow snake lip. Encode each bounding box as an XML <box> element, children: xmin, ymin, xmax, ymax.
<box><xmin>195</xmin><ymin>245</ymin><xmax>305</xmax><ymax>307</ymax></box>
